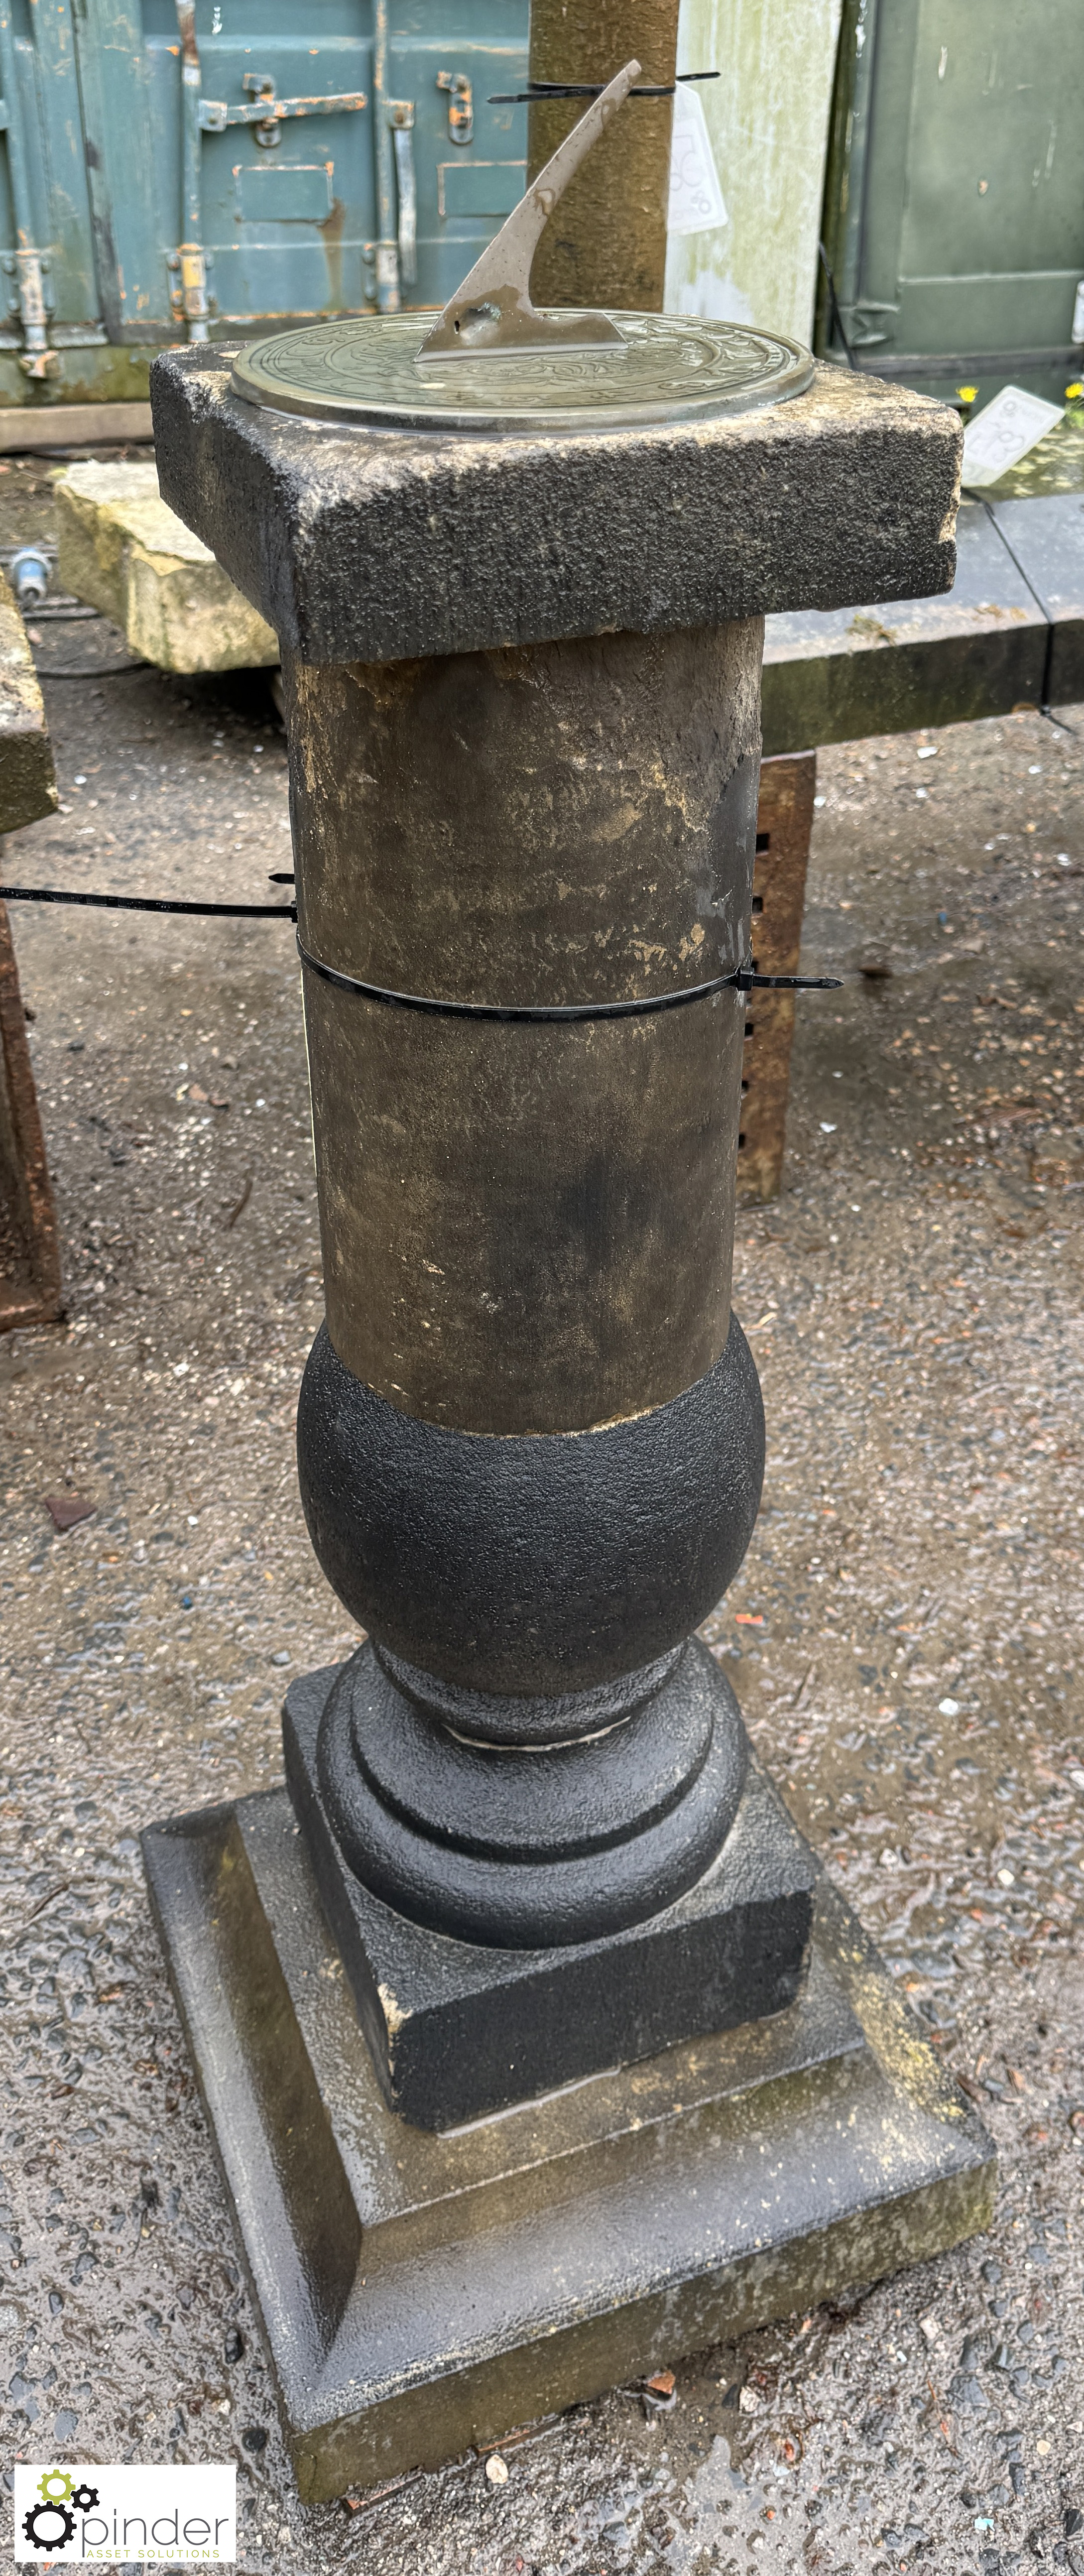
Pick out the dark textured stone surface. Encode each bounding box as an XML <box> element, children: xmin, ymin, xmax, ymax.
<box><xmin>304</xmin><ymin>980</ymin><xmax>748</xmax><ymax>1434</ymax></box>
<box><xmin>296</xmin><ymin>1318</ymin><xmax>764</xmax><ymax>1698</ymax></box>
<box><xmin>150</xmin><ymin>346</ymin><xmax>961</xmax><ymax>666</ymax></box>
<box><xmin>284</xmin><ymin>1650</ymin><xmax>810</xmax><ymax>2122</ymax></box>
<box><xmin>305</xmin><ymin>1637</ymin><xmax>749</xmax><ymax>1952</ymax></box>
<box><xmin>141</xmin><ymin>1781</ymin><xmax>995</xmax><ymax>2501</ymax></box>
<box><xmin>284</xmin><ymin>628</ymin><xmax>760</xmax><ymax>1009</ymax></box>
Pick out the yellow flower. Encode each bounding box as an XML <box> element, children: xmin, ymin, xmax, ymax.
<box><xmin>957</xmin><ymin>385</ymin><xmax>978</xmax><ymax>403</ymax></box>
<box><xmin>1066</xmin><ymin>380</ymin><xmax>1084</xmax><ymax>400</ymax></box>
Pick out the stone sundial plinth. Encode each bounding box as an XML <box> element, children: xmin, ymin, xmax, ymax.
<box><xmin>142</xmin><ymin>67</ymin><xmax>993</xmax><ymax>2502</ymax></box>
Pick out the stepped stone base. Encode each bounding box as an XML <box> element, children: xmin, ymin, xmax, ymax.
<box><xmin>143</xmin><ymin>1750</ymin><xmax>995</xmax><ymax>2505</ymax></box>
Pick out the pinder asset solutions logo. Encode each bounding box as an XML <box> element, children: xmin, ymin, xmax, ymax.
<box><xmin>13</xmin><ymin>2462</ymin><xmax>236</xmax><ymax>2563</ymax></box>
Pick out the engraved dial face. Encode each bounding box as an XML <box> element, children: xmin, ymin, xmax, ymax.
<box><xmin>231</xmin><ymin>311</ymin><xmax>814</xmax><ymax>434</ymax></box>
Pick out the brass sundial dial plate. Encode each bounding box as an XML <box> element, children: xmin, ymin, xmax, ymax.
<box><xmin>232</xmin><ymin>67</ymin><xmax>813</xmax><ymax>437</ymax></box>
<box><xmin>231</xmin><ymin>311</ymin><xmax>813</xmax><ymax>435</ymax></box>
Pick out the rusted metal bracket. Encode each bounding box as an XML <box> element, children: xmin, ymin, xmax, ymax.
<box><xmin>167</xmin><ymin>244</ymin><xmax>211</xmax><ymax>336</ymax></box>
<box><xmin>1</xmin><ymin>249</ymin><xmax>58</xmax><ymax>381</ymax></box>
<box><xmin>198</xmin><ymin>81</ymin><xmax>368</xmax><ymax>135</ymax></box>
<box><xmin>737</xmin><ymin>752</ymin><xmax>819</xmax><ymax>1203</ymax></box>
<box><xmin>436</xmin><ymin>70</ymin><xmax>474</xmax><ymax>145</ymax></box>
<box><xmin>417</xmin><ymin>59</ymin><xmax>641</xmax><ymax>360</ymax></box>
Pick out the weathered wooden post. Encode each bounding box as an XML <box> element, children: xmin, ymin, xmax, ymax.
<box><xmin>143</xmin><ymin>73</ymin><xmax>993</xmax><ymax>2502</ymax></box>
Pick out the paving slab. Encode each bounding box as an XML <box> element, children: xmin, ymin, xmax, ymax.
<box><xmin>990</xmin><ymin>491</ymin><xmax>1084</xmax><ymax>707</ymax></box>
<box><xmin>762</xmin><ymin>498</ymin><xmax>1047</xmax><ymax>753</ymax></box>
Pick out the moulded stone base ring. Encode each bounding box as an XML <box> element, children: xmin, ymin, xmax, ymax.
<box><xmin>374</xmin><ymin>1641</ymin><xmax>684</xmax><ymax>1746</ymax></box>
<box><xmin>315</xmin><ymin>1638</ymin><xmax>747</xmax><ymax>1948</ymax></box>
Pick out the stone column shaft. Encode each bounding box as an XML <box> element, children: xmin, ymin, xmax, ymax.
<box><xmin>286</xmin><ymin>618</ymin><xmax>761</xmax><ymax>1436</ymax></box>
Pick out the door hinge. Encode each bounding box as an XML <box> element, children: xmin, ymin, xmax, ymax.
<box><xmin>1</xmin><ymin>250</ymin><xmax>59</xmax><ymax>379</ymax></box>
<box><xmin>168</xmin><ymin>244</ymin><xmax>212</xmax><ymax>329</ymax></box>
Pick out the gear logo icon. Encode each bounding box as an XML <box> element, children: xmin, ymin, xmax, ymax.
<box><xmin>22</xmin><ymin>2496</ymin><xmax>77</xmax><ymax>2551</ymax></box>
<box><xmin>37</xmin><ymin>2471</ymin><xmax>73</xmax><ymax>2504</ymax></box>
<box><xmin>71</xmin><ymin>2481</ymin><xmax>100</xmax><ymax>2511</ymax></box>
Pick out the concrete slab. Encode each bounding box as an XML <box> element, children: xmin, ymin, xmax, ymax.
<box><xmin>55</xmin><ymin>461</ymin><xmax>278</xmax><ymax>675</ymax></box>
<box><xmin>143</xmin><ymin>1775</ymin><xmax>994</xmax><ymax>2504</ymax></box>
<box><xmin>761</xmin><ymin>498</ymin><xmax>1047</xmax><ymax>754</ymax></box>
<box><xmin>990</xmin><ymin>491</ymin><xmax>1084</xmax><ymax>706</ymax></box>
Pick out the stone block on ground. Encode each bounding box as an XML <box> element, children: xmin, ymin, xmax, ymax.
<box><xmin>55</xmin><ymin>460</ymin><xmax>278</xmax><ymax>674</ymax></box>
<box><xmin>0</xmin><ymin>565</ymin><xmax>57</xmax><ymax>832</ymax></box>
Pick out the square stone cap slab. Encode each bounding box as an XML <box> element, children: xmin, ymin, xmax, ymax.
<box><xmin>151</xmin><ymin>343</ymin><xmax>962</xmax><ymax>668</ymax></box>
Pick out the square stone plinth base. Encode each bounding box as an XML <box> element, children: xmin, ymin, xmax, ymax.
<box><xmin>142</xmin><ymin>1780</ymin><xmax>995</xmax><ymax>2505</ymax></box>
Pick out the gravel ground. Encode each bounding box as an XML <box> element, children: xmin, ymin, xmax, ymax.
<box><xmin>0</xmin><ymin>631</ymin><xmax>1083</xmax><ymax>2575</ymax></box>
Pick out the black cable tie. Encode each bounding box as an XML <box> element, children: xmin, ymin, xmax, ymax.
<box><xmin>736</xmin><ymin>970</ymin><xmax>843</xmax><ymax>991</ymax></box>
<box><xmin>488</xmin><ymin>71</ymin><xmax>719</xmax><ymax>102</ymax></box>
<box><xmin>0</xmin><ymin>885</ymin><xmax>296</xmax><ymax>919</ymax></box>
<box><xmin>297</xmin><ymin>935</ymin><xmax>840</xmax><ymax>1022</ymax></box>
<box><xmin>0</xmin><ymin>886</ymin><xmax>841</xmax><ymax>1003</ymax></box>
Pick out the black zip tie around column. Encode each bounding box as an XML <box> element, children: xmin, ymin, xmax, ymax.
<box><xmin>296</xmin><ymin>934</ymin><xmax>841</xmax><ymax>1021</ymax></box>
<box><xmin>0</xmin><ymin>883</ymin><xmax>842</xmax><ymax>1007</ymax></box>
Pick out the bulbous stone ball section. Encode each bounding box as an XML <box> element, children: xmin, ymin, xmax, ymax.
<box><xmin>297</xmin><ymin>1317</ymin><xmax>764</xmax><ymax>1705</ymax></box>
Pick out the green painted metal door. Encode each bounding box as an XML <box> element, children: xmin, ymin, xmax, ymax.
<box><xmin>820</xmin><ymin>0</ymin><xmax>1084</xmax><ymax>405</ymax></box>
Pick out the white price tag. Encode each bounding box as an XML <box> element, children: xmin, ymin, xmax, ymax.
<box><xmin>962</xmin><ymin>384</ymin><xmax>1064</xmax><ymax>488</ymax></box>
<box><xmin>667</xmin><ymin>84</ymin><xmax>727</xmax><ymax>238</ymax></box>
